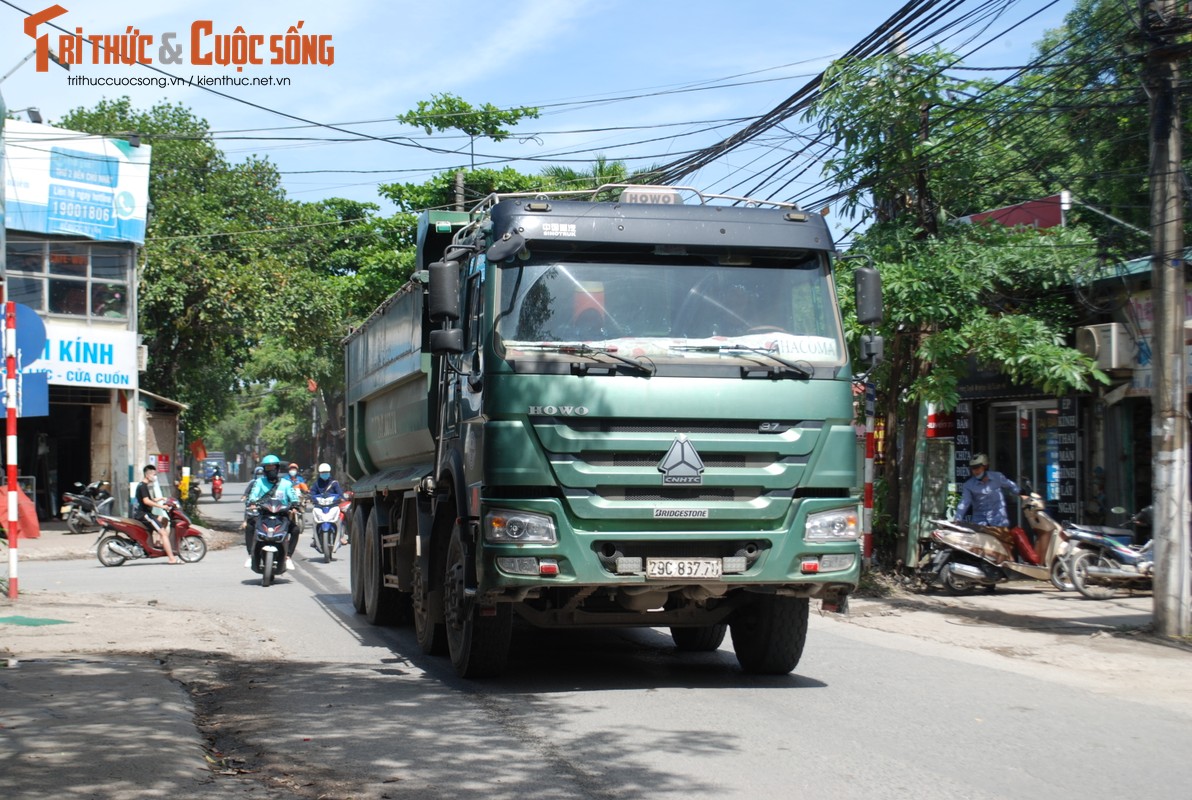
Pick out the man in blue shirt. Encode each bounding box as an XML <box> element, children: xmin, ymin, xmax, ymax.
<box><xmin>955</xmin><ymin>453</ymin><xmax>1022</xmax><ymax>527</ymax></box>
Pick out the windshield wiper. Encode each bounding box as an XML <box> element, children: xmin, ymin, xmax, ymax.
<box><xmin>671</xmin><ymin>343</ymin><xmax>812</xmax><ymax>378</ymax></box>
<box><xmin>513</xmin><ymin>343</ymin><xmax>656</xmax><ymax>376</ymax></box>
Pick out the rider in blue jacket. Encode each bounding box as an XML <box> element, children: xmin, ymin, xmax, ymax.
<box><xmin>309</xmin><ymin>462</ymin><xmax>348</xmax><ymax>546</ymax></box>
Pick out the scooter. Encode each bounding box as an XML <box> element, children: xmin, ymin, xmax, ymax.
<box><xmin>210</xmin><ymin>474</ymin><xmax>224</xmax><ymax>501</ymax></box>
<box><xmin>310</xmin><ymin>488</ymin><xmax>343</xmax><ymax>563</ymax></box>
<box><xmin>918</xmin><ymin>491</ymin><xmax>1074</xmax><ymax>595</ymax></box>
<box><xmin>94</xmin><ymin>498</ymin><xmax>207</xmax><ymax>566</ymax></box>
<box><xmin>61</xmin><ymin>479</ymin><xmax>114</xmax><ymax>535</ymax></box>
<box><xmin>1066</xmin><ymin>507</ymin><xmax>1154</xmax><ymax>600</ymax></box>
<box><xmin>247</xmin><ymin>496</ymin><xmax>295</xmax><ymax>587</ymax></box>
<box><xmin>1019</xmin><ymin>490</ymin><xmax>1077</xmax><ymax>591</ymax></box>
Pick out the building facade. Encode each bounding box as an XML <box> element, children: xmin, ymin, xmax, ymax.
<box><xmin>2</xmin><ymin>115</ymin><xmax>180</xmax><ymax>518</ymax></box>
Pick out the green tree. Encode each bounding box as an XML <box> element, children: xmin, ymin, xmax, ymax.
<box><xmin>807</xmin><ymin>52</ymin><xmax>1109</xmax><ymax>551</ymax></box>
<box><xmin>397</xmin><ymin>93</ymin><xmax>540</xmax><ymax>169</ymax></box>
<box><xmin>57</xmin><ymin>98</ymin><xmax>301</xmax><ymax>436</ymax></box>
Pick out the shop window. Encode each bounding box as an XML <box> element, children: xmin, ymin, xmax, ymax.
<box><xmin>92</xmin><ymin>284</ymin><xmax>128</xmax><ymax>318</ymax></box>
<box><xmin>49</xmin><ymin>279</ymin><xmax>88</xmax><ymax>314</ymax></box>
<box><xmin>4</xmin><ymin>236</ymin><xmax>131</xmax><ymax>320</ymax></box>
<box><xmin>8</xmin><ymin>276</ymin><xmax>44</xmax><ymax>308</ymax></box>
<box><xmin>49</xmin><ymin>243</ymin><xmax>88</xmax><ymax>277</ymax></box>
<box><xmin>91</xmin><ymin>245</ymin><xmax>127</xmax><ymax>280</ymax></box>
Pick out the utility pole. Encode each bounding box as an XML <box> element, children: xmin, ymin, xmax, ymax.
<box><xmin>454</xmin><ymin>171</ymin><xmax>466</xmax><ymax>212</ymax></box>
<box><xmin>1142</xmin><ymin>0</ymin><xmax>1190</xmax><ymax>638</ymax></box>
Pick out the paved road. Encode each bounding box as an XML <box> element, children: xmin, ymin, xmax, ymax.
<box><xmin>8</xmin><ymin>484</ymin><xmax>1192</xmax><ymax>799</ymax></box>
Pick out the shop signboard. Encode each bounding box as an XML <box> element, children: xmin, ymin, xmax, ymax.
<box><xmin>2</xmin><ymin>119</ymin><xmax>151</xmax><ymax>244</ymax></box>
<box><xmin>23</xmin><ymin>322</ymin><xmax>138</xmax><ymax>390</ymax></box>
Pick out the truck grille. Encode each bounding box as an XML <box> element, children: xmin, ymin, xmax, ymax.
<box><xmin>532</xmin><ymin>416</ymin><xmax>823</xmax><ymax>518</ymax></box>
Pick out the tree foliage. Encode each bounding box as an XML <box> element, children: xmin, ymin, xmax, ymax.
<box><xmin>808</xmin><ymin>42</ymin><xmax>1118</xmax><ymax>545</ymax></box>
<box><xmin>57</xmin><ymin>98</ymin><xmax>296</xmax><ymax>435</ymax></box>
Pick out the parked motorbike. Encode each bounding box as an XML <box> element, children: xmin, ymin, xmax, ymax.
<box><xmin>210</xmin><ymin>474</ymin><xmax>224</xmax><ymax>501</ymax></box>
<box><xmin>311</xmin><ymin>488</ymin><xmax>343</xmax><ymax>563</ymax></box>
<box><xmin>1020</xmin><ymin>490</ymin><xmax>1077</xmax><ymax>591</ymax></box>
<box><xmin>247</xmin><ymin>496</ymin><xmax>295</xmax><ymax>587</ymax></box>
<box><xmin>1067</xmin><ymin>507</ymin><xmax>1154</xmax><ymax>600</ymax></box>
<box><xmin>61</xmin><ymin>479</ymin><xmax>114</xmax><ymax>535</ymax></box>
<box><xmin>918</xmin><ymin>491</ymin><xmax>1074</xmax><ymax>595</ymax></box>
<box><xmin>94</xmin><ymin>498</ymin><xmax>207</xmax><ymax>566</ymax></box>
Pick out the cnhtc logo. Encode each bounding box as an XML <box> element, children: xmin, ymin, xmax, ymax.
<box><xmin>658</xmin><ymin>435</ymin><xmax>705</xmax><ymax>485</ymax></box>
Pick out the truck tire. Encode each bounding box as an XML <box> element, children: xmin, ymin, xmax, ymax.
<box><xmin>364</xmin><ymin>511</ymin><xmax>403</xmax><ymax>625</ymax></box>
<box><xmin>413</xmin><ymin>553</ymin><xmax>447</xmax><ymax>655</ymax></box>
<box><xmin>349</xmin><ymin>506</ymin><xmax>369</xmax><ymax>614</ymax></box>
<box><xmin>670</xmin><ymin>623</ymin><xmax>727</xmax><ymax>652</ymax></box>
<box><xmin>729</xmin><ymin>595</ymin><xmax>808</xmax><ymax>675</ymax></box>
<box><xmin>444</xmin><ymin>521</ymin><xmax>511</xmax><ymax>678</ymax></box>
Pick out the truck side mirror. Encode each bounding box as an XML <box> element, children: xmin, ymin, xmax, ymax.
<box><xmin>428</xmin><ymin>260</ymin><xmax>460</xmax><ymax>323</ymax></box>
<box><xmin>429</xmin><ymin>328</ymin><xmax>464</xmax><ymax>355</ymax></box>
<box><xmin>487</xmin><ymin>232</ymin><xmax>525</xmax><ymax>263</ymax></box>
<box><xmin>854</xmin><ymin>266</ymin><xmax>883</xmax><ymax>326</ymax></box>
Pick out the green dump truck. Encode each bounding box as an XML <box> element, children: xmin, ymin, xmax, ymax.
<box><xmin>345</xmin><ymin>186</ymin><xmax>882</xmax><ymax>678</ymax></box>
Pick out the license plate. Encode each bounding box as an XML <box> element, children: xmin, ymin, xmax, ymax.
<box><xmin>646</xmin><ymin>558</ymin><xmax>723</xmax><ymax>580</ymax></box>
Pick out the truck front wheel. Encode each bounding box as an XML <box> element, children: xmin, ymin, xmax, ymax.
<box><xmin>729</xmin><ymin>595</ymin><xmax>808</xmax><ymax>674</ymax></box>
<box><xmin>444</xmin><ymin>522</ymin><xmax>511</xmax><ymax>678</ymax></box>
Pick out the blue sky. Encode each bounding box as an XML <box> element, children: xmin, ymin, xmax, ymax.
<box><xmin>2</xmin><ymin>0</ymin><xmax>1076</xmax><ymax>237</ymax></box>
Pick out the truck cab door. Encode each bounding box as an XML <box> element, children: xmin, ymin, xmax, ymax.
<box><xmin>461</xmin><ymin>272</ymin><xmax>485</xmax><ymax>410</ymax></box>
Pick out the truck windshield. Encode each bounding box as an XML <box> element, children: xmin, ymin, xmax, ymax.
<box><xmin>493</xmin><ymin>256</ymin><xmax>845</xmax><ymax>366</ymax></box>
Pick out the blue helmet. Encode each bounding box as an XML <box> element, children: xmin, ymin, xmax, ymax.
<box><xmin>261</xmin><ymin>454</ymin><xmax>281</xmax><ymax>480</ymax></box>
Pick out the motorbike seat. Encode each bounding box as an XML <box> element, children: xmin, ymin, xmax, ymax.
<box><xmin>1067</xmin><ymin>524</ymin><xmax>1135</xmax><ymax>545</ymax></box>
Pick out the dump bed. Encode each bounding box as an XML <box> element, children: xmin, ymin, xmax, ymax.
<box><xmin>343</xmin><ymin>210</ymin><xmax>469</xmax><ymax>494</ymax></box>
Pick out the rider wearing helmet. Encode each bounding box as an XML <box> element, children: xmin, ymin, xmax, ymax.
<box><xmin>244</xmin><ymin>454</ymin><xmax>302</xmax><ymax>567</ymax></box>
<box><xmin>286</xmin><ymin>462</ymin><xmax>309</xmax><ymax>494</ymax></box>
<box><xmin>309</xmin><ymin>462</ymin><xmax>347</xmax><ymax>547</ymax></box>
<box><xmin>241</xmin><ymin>466</ymin><xmax>264</xmax><ymax>502</ymax></box>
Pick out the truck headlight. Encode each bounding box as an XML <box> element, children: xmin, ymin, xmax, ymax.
<box><xmin>484</xmin><ymin>509</ymin><xmax>557</xmax><ymax>544</ymax></box>
<box><xmin>804</xmin><ymin>508</ymin><xmax>859</xmax><ymax>541</ymax></box>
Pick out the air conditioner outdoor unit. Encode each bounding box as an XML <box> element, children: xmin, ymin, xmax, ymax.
<box><xmin>1076</xmin><ymin>323</ymin><xmax>1133</xmax><ymax>370</ymax></box>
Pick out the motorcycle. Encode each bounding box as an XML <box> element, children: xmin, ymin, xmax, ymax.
<box><xmin>918</xmin><ymin>491</ymin><xmax>1074</xmax><ymax>595</ymax></box>
<box><xmin>210</xmin><ymin>474</ymin><xmax>224</xmax><ymax>501</ymax></box>
<box><xmin>247</xmin><ymin>496</ymin><xmax>295</xmax><ymax>587</ymax></box>
<box><xmin>1067</xmin><ymin>507</ymin><xmax>1154</xmax><ymax>600</ymax></box>
<box><xmin>94</xmin><ymin>498</ymin><xmax>207</xmax><ymax>566</ymax></box>
<box><xmin>61</xmin><ymin>479</ymin><xmax>114</xmax><ymax>535</ymax></box>
<box><xmin>311</xmin><ymin>488</ymin><xmax>344</xmax><ymax>563</ymax></box>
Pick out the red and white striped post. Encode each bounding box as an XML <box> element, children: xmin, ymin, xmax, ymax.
<box><xmin>6</xmin><ymin>299</ymin><xmax>19</xmax><ymax>599</ymax></box>
<box><xmin>862</xmin><ymin>382</ymin><xmax>876</xmax><ymax>563</ymax></box>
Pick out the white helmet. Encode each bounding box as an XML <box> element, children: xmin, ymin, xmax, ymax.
<box><xmin>317</xmin><ymin>462</ymin><xmax>332</xmax><ymax>473</ymax></box>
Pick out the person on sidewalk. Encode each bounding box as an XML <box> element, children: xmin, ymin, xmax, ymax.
<box><xmin>135</xmin><ymin>465</ymin><xmax>178</xmax><ymax>564</ymax></box>
<box><xmin>955</xmin><ymin>453</ymin><xmax>1023</xmax><ymax>527</ymax></box>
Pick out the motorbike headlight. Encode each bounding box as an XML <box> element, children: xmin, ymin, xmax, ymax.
<box><xmin>484</xmin><ymin>509</ymin><xmax>557</xmax><ymax>544</ymax></box>
<box><xmin>804</xmin><ymin>508</ymin><xmax>859</xmax><ymax>542</ymax></box>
